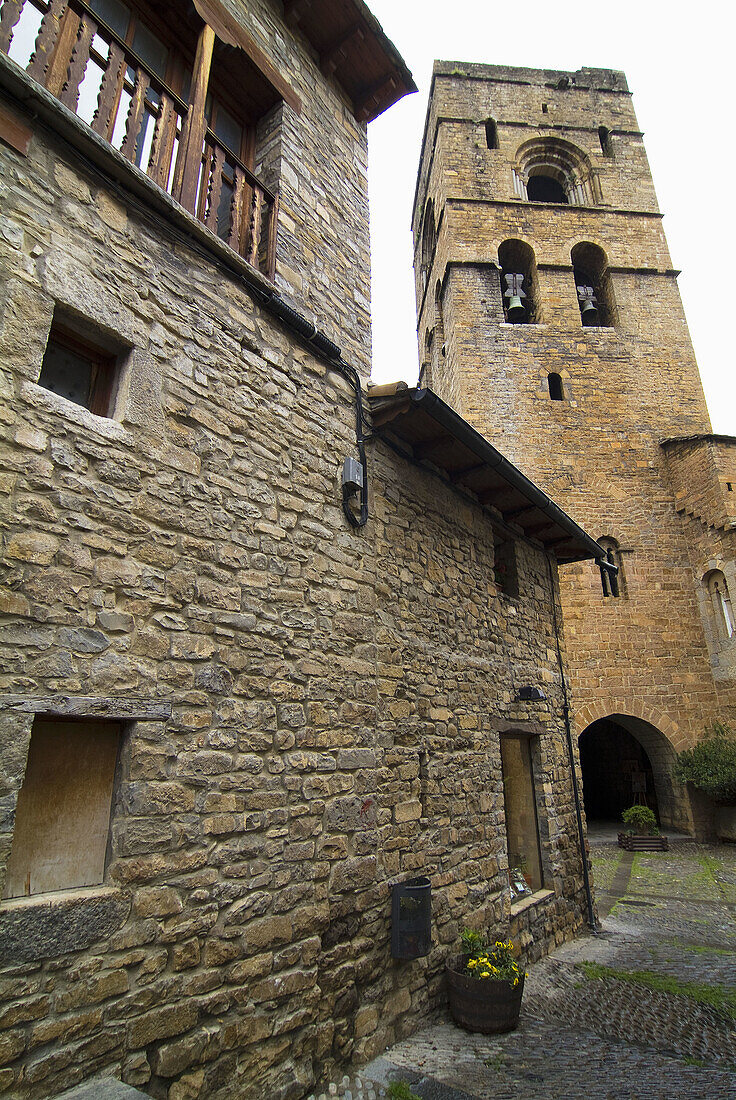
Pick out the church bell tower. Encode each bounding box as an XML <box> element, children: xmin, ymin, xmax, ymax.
<box><xmin>413</xmin><ymin>63</ymin><xmax>736</xmax><ymax>833</ymax></box>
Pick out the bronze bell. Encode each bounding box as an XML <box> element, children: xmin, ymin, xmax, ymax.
<box><xmin>577</xmin><ymin>284</ymin><xmax>598</xmax><ymax>325</ymax></box>
<box><xmin>580</xmin><ymin>298</ymin><xmax>599</xmax><ymax>323</ymax></box>
<box><xmin>504</xmin><ymin>273</ymin><xmax>527</xmax><ymax>321</ymax></box>
<box><xmin>506</xmin><ymin>294</ymin><xmax>526</xmax><ymax>320</ymax></box>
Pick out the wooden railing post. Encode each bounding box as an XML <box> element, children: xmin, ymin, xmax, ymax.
<box><xmin>171</xmin><ymin>22</ymin><xmax>214</xmax><ymax>213</ymax></box>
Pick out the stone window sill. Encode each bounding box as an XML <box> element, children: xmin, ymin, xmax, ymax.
<box><xmin>0</xmin><ymin>885</ymin><xmax>130</xmax><ymax>963</ymax></box>
<box><xmin>509</xmin><ymin>887</ymin><xmax>555</xmax><ymax>917</ymax></box>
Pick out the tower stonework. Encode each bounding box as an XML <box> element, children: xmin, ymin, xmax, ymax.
<box><xmin>413</xmin><ymin>62</ymin><xmax>736</xmax><ymax>833</ymax></box>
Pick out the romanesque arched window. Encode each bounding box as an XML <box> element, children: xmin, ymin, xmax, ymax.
<box><xmin>571</xmin><ymin>242</ymin><xmax>616</xmax><ymax>328</ymax></box>
<box><xmin>498</xmin><ymin>239</ymin><xmax>539</xmax><ymax>324</ymax></box>
<box><xmin>513</xmin><ymin>137</ymin><xmax>598</xmax><ymax>207</ymax></box>
<box><xmin>706</xmin><ymin>571</ymin><xmax>734</xmax><ymax>639</ymax></box>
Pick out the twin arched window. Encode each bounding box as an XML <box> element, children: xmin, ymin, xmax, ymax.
<box><xmin>497</xmin><ymin>239</ymin><xmax>615</xmax><ymax>328</ymax></box>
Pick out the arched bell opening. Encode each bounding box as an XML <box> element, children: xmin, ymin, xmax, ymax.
<box><xmin>498</xmin><ymin>239</ymin><xmax>540</xmax><ymax>324</ymax></box>
<box><xmin>571</xmin><ymin>241</ymin><xmax>616</xmax><ymax>328</ymax></box>
<box><xmin>578</xmin><ymin>714</ymin><xmax>689</xmax><ymax>833</ymax></box>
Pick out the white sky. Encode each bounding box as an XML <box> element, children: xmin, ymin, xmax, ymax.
<box><xmin>366</xmin><ymin>0</ymin><xmax>735</xmax><ymax>435</ymax></box>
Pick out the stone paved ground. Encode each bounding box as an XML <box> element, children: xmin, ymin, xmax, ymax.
<box><xmin>312</xmin><ymin>837</ymin><xmax>736</xmax><ymax>1100</ymax></box>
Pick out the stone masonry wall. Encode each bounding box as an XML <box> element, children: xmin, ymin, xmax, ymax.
<box><xmin>0</xmin><ymin>60</ymin><xmax>590</xmax><ymax>1100</ymax></box>
<box><xmin>662</xmin><ymin>438</ymin><xmax>736</xmax><ymax>717</ymax></box>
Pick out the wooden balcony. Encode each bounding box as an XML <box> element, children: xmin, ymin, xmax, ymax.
<box><xmin>0</xmin><ymin>0</ymin><xmax>277</xmax><ymax>278</ymax></box>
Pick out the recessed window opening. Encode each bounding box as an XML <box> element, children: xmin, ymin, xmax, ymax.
<box><xmin>485</xmin><ymin>118</ymin><xmax>499</xmax><ymax>150</ymax></box>
<box><xmin>515</xmin><ymin>137</ymin><xmax>595</xmax><ymax>207</ymax></box>
<box><xmin>38</xmin><ymin>321</ymin><xmax>123</xmax><ymax>417</ymax></box>
<box><xmin>501</xmin><ymin>734</ymin><xmax>543</xmax><ymax>898</ymax></box>
<box><xmin>3</xmin><ymin>719</ymin><xmax>122</xmax><ymax>899</ymax></box>
<box><xmin>498</xmin><ymin>239</ymin><xmax>539</xmax><ymax>324</ymax></box>
<box><xmin>493</xmin><ymin>533</ymin><xmax>519</xmax><ymax>597</ymax></box>
<box><xmin>434</xmin><ymin>280</ymin><xmax>446</xmax><ymax>366</ymax></box>
<box><xmin>598</xmin><ymin>125</ymin><xmax>613</xmax><ymax>157</ymax></box>
<box><xmin>571</xmin><ymin>242</ymin><xmax>616</xmax><ymax>328</ymax></box>
<box><xmin>541</xmin><ymin>103</ymin><xmax>548</xmax><ymax>114</ymax></box>
<box><xmin>420</xmin><ymin>199</ymin><xmax>437</xmax><ymax>296</ymax></box>
<box><xmin>598</xmin><ymin>538</ymin><xmax>623</xmax><ymax>598</ymax></box>
<box><xmin>727</xmin><ymin>482</ymin><xmax>733</xmax><ymax>492</ymax></box>
<box><xmin>706</xmin><ymin>571</ymin><xmax>734</xmax><ymax>639</ymax></box>
<box><xmin>527</xmin><ymin>174</ymin><xmax>568</xmax><ymax>203</ymax></box>
<box><xmin>548</xmin><ymin>372</ymin><xmax>564</xmax><ymax>401</ymax></box>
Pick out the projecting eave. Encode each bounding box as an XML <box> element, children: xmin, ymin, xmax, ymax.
<box><xmin>368</xmin><ymin>386</ymin><xmax>603</xmax><ymax>564</ymax></box>
<box><xmin>283</xmin><ymin>0</ymin><xmax>417</xmax><ymax>122</ymax></box>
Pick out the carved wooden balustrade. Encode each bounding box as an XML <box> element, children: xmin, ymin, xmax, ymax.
<box><xmin>0</xmin><ymin>0</ymin><xmax>277</xmax><ymax>277</ymax></box>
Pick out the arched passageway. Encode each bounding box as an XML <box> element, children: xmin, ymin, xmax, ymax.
<box><xmin>578</xmin><ymin>714</ymin><xmax>689</xmax><ymax>831</ymax></box>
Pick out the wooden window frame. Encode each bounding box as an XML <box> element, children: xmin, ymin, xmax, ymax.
<box><xmin>39</xmin><ymin>323</ymin><xmax>119</xmax><ymax>416</ymax></box>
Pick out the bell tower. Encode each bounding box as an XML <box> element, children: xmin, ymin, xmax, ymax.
<box><xmin>413</xmin><ymin>62</ymin><xmax>734</xmax><ymax>832</ymax></box>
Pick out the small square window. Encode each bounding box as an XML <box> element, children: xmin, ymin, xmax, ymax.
<box><xmin>3</xmin><ymin>719</ymin><xmax>121</xmax><ymax>899</ymax></box>
<box><xmin>38</xmin><ymin>324</ymin><xmax>119</xmax><ymax>416</ymax></box>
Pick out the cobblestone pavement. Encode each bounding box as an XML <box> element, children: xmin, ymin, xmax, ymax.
<box><xmin>311</xmin><ymin>838</ymin><xmax>736</xmax><ymax>1100</ymax></box>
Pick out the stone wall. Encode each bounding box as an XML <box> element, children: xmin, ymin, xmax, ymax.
<box><xmin>0</xmin><ymin>46</ymin><xmax>591</xmax><ymax>1100</ymax></box>
<box><xmin>662</xmin><ymin>437</ymin><xmax>736</xmax><ymax>715</ymax></box>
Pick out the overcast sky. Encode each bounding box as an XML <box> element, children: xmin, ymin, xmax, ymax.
<box><xmin>365</xmin><ymin>0</ymin><xmax>735</xmax><ymax>435</ymax></box>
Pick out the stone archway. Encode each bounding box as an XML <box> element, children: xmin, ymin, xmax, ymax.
<box><xmin>578</xmin><ymin>713</ymin><xmax>691</xmax><ymax>833</ymax></box>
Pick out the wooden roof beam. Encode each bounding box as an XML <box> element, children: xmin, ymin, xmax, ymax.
<box><xmin>521</xmin><ymin>519</ymin><xmax>559</xmax><ymax>537</ymax></box>
<box><xmin>283</xmin><ymin>0</ymin><xmax>312</xmax><ymax>28</ymax></box>
<box><xmin>354</xmin><ymin>73</ymin><xmax>398</xmax><ymax>121</ymax></box>
<box><xmin>450</xmin><ymin>461</ymin><xmax>487</xmax><ymax>483</ymax></box>
<box><xmin>503</xmin><ymin>504</ymin><xmax>541</xmax><ymax>521</ymax></box>
<box><xmin>320</xmin><ymin>23</ymin><xmax>366</xmax><ymax>76</ymax></box>
<box><xmin>413</xmin><ymin>432</ymin><xmax>453</xmax><ymax>461</ymax></box>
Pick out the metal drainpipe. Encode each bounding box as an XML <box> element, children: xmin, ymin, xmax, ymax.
<box><xmin>546</xmin><ymin>555</ymin><xmax>598</xmax><ymax>933</ymax></box>
<box><xmin>254</xmin><ymin>290</ymin><xmax>368</xmax><ymax>528</ymax></box>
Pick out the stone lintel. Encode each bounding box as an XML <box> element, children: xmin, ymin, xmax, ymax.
<box><xmin>1</xmin><ymin>696</ymin><xmax>171</xmax><ymax>721</ymax></box>
<box><xmin>497</xmin><ymin>720</ymin><xmax>547</xmax><ymax>736</ymax></box>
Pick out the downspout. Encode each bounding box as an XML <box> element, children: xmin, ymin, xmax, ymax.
<box><xmin>546</xmin><ymin>555</ymin><xmax>598</xmax><ymax>933</ymax></box>
<box><xmin>253</xmin><ymin>290</ymin><xmax>369</xmax><ymax>528</ymax></box>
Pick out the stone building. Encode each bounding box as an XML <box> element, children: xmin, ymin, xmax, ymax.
<box><xmin>412</xmin><ymin>61</ymin><xmax>736</xmax><ymax>838</ymax></box>
<box><xmin>0</xmin><ymin>8</ymin><xmax>602</xmax><ymax>1099</ymax></box>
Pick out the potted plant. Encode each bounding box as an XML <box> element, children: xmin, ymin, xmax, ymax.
<box><xmin>674</xmin><ymin>722</ymin><xmax>736</xmax><ymax>842</ymax></box>
<box><xmin>618</xmin><ymin>804</ymin><xmax>668</xmax><ymax>851</ymax></box>
<box><xmin>446</xmin><ymin>929</ymin><xmax>526</xmax><ymax>1034</ymax></box>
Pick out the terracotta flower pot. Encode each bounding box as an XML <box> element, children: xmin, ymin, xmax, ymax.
<box><xmin>446</xmin><ymin>956</ymin><xmax>525</xmax><ymax>1034</ymax></box>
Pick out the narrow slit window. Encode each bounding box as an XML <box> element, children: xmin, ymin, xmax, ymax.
<box><xmin>501</xmin><ymin>734</ymin><xmax>543</xmax><ymax>898</ymax></box>
<box><xmin>548</xmin><ymin>373</ymin><xmax>564</xmax><ymax>400</ymax></box>
<box><xmin>485</xmin><ymin>118</ymin><xmax>499</xmax><ymax>150</ymax></box>
<box><xmin>706</xmin><ymin>571</ymin><xmax>735</xmax><ymax>640</ymax></box>
<box><xmin>599</xmin><ymin>538</ymin><xmax>623</xmax><ymax>598</ymax></box>
<box><xmin>598</xmin><ymin>126</ymin><xmax>613</xmax><ymax>157</ymax></box>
